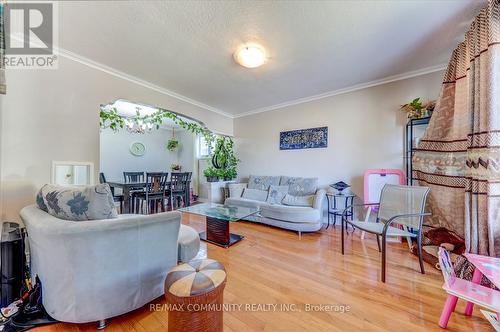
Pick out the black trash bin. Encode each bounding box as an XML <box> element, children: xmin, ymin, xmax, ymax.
<box><xmin>0</xmin><ymin>222</ymin><xmax>24</xmax><ymax>307</ymax></box>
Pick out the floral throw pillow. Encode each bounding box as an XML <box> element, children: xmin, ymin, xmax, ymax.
<box><xmin>36</xmin><ymin>188</ymin><xmax>48</xmax><ymax>212</ymax></box>
<box><xmin>39</xmin><ymin>184</ymin><xmax>118</xmax><ymax>221</ymax></box>
<box><xmin>266</xmin><ymin>185</ymin><xmax>289</xmax><ymax>204</ymax></box>
<box><xmin>248</xmin><ymin>175</ymin><xmax>281</xmax><ymax>191</ymax></box>
<box><xmin>280</xmin><ymin>176</ymin><xmax>318</xmax><ymax>196</ymax></box>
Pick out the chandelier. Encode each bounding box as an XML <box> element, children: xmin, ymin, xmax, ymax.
<box><xmin>124</xmin><ymin>107</ymin><xmax>155</xmax><ymax>134</ymax></box>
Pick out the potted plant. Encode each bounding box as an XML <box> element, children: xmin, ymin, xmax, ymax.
<box><xmin>203</xmin><ymin>167</ymin><xmax>219</xmax><ymax>182</ymax></box>
<box><xmin>171</xmin><ymin>163</ymin><xmax>182</xmax><ymax>172</ymax></box>
<box><xmin>210</xmin><ymin>136</ymin><xmax>240</xmax><ymax>179</ymax></box>
<box><xmin>220</xmin><ymin>167</ymin><xmax>236</xmax><ymax>181</ymax></box>
<box><xmin>166</xmin><ymin>138</ymin><xmax>179</xmax><ymax>152</ymax></box>
<box><xmin>400</xmin><ymin>98</ymin><xmax>436</xmax><ymax>119</ymax></box>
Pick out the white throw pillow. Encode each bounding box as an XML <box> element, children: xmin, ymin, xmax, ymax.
<box><xmin>228</xmin><ymin>183</ymin><xmax>247</xmax><ymax>198</ymax></box>
<box><xmin>282</xmin><ymin>194</ymin><xmax>315</xmax><ymax>207</ymax></box>
<box><xmin>241</xmin><ymin>188</ymin><xmax>269</xmax><ymax>202</ymax></box>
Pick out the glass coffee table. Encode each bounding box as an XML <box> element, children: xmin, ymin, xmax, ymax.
<box><xmin>178</xmin><ymin>203</ymin><xmax>259</xmax><ymax>248</ymax></box>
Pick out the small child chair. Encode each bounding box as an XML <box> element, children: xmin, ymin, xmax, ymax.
<box><xmin>437</xmin><ymin>247</ymin><xmax>500</xmax><ymax>328</ymax></box>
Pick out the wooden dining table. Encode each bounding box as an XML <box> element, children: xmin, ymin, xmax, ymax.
<box><xmin>107</xmin><ymin>180</ymin><xmax>191</xmax><ymax>213</ymax></box>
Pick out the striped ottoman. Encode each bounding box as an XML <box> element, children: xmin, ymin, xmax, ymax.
<box><xmin>164</xmin><ymin>259</ymin><xmax>227</xmax><ymax>332</ymax></box>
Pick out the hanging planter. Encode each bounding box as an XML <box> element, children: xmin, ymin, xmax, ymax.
<box><xmin>167</xmin><ymin>139</ymin><xmax>179</xmax><ymax>152</ymax></box>
<box><xmin>166</xmin><ymin>128</ymin><xmax>179</xmax><ymax>152</ymax></box>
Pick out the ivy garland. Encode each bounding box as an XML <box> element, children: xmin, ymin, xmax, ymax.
<box><xmin>99</xmin><ymin>107</ymin><xmax>214</xmax><ymax>145</ymax></box>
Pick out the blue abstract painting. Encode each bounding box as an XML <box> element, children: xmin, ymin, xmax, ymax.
<box><xmin>279</xmin><ymin>127</ymin><xmax>328</xmax><ymax>150</ymax></box>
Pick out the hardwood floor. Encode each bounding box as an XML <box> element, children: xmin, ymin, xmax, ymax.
<box><xmin>37</xmin><ymin>215</ymin><xmax>492</xmax><ymax>331</ymax></box>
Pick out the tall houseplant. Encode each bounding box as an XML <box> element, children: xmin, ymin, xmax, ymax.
<box><xmin>211</xmin><ymin>136</ymin><xmax>239</xmax><ymax>180</ymax></box>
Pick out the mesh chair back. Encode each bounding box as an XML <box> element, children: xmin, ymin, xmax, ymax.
<box><xmin>123</xmin><ymin>172</ymin><xmax>144</xmax><ymax>183</ymax></box>
<box><xmin>145</xmin><ymin>172</ymin><xmax>168</xmax><ymax>194</ymax></box>
<box><xmin>377</xmin><ymin>184</ymin><xmax>430</xmax><ymax>229</ymax></box>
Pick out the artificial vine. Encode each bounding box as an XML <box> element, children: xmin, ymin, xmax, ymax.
<box><xmin>99</xmin><ymin>107</ymin><xmax>214</xmax><ymax>145</ymax></box>
<box><xmin>100</xmin><ymin>106</ymin><xmax>239</xmax><ymax>180</ymax></box>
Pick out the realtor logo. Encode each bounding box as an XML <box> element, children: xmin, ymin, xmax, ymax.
<box><xmin>3</xmin><ymin>1</ymin><xmax>58</xmax><ymax>69</ymax></box>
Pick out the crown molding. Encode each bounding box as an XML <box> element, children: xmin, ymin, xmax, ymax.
<box><xmin>53</xmin><ymin>42</ymin><xmax>446</xmax><ymax>120</ymax></box>
<box><xmin>54</xmin><ymin>47</ymin><xmax>235</xmax><ymax>119</ymax></box>
<box><xmin>233</xmin><ymin>63</ymin><xmax>446</xmax><ymax>118</ymax></box>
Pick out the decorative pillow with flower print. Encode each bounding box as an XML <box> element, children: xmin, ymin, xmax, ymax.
<box><xmin>36</xmin><ymin>188</ymin><xmax>48</xmax><ymax>212</ymax></box>
<box><xmin>266</xmin><ymin>185</ymin><xmax>289</xmax><ymax>205</ymax></box>
<box><xmin>280</xmin><ymin>176</ymin><xmax>318</xmax><ymax>196</ymax></box>
<box><xmin>247</xmin><ymin>175</ymin><xmax>281</xmax><ymax>191</ymax></box>
<box><xmin>39</xmin><ymin>184</ymin><xmax>118</xmax><ymax>221</ymax></box>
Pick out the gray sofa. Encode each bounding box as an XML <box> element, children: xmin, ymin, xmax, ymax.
<box><xmin>20</xmin><ymin>205</ymin><xmax>200</xmax><ymax>324</ymax></box>
<box><xmin>225</xmin><ymin>175</ymin><xmax>326</xmax><ymax>235</ymax></box>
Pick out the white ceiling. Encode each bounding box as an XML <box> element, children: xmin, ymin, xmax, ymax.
<box><xmin>59</xmin><ymin>1</ymin><xmax>484</xmax><ymax>117</ymax></box>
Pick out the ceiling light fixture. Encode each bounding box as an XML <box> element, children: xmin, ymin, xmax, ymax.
<box><xmin>234</xmin><ymin>44</ymin><xmax>267</xmax><ymax>68</ymax></box>
<box><xmin>124</xmin><ymin>107</ymin><xmax>154</xmax><ymax>134</ymax></box>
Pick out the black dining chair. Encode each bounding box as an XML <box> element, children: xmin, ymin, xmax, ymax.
<box><xmin>168</xmin><ymin>172</ymin><xmax>190</xmax><ymax>210</ymax></box>
<box><xmin>123</xmin><ymin>171</ymin><xmax>145</xmax><ymax>210</ymax></box>
<box><xmin>99</xmin><ymin>172</ymin><xmax>124</xmax><ymax>213</ymax></box>
<box><xmin>123</xmin><ymin>171</ymin><xmax>145</xmax><ymax>183</ymax></box>
<box><xmin>134</xmin><ymin>172</ymin><xmax>169</xmax><ymax>214</ymax></box>
<box><xmin>184</xmin><ymin>172</ymin><xmax>193</xmax><ymax>206</ymax></box>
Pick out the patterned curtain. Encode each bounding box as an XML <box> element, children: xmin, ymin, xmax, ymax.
<box><xmin>413</xmin><ymin>0</ymin><xmax>500</xmax><ymax>256</ymax></box>
<box><xmin>0</xmin><ymin>1</ymin><xmax>5</xmax><ymax>94</ymax></box>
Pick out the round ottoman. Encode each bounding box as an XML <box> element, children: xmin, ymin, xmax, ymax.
<box><xmin>164</xmin><ymin>259</ymin><xmax>226</xmax><ymax>332</ymax></box>
<box><xmin>178</xmin><ymin>225</ymin><xmax>201</xmax><ymax>263</ymax></box>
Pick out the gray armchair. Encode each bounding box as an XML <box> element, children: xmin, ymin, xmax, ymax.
<box><xmin>341</xmin><ymin>184</ymin><xmax>431</xmax><ymax>282</ymax></box>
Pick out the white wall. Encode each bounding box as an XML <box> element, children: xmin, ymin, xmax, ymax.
<box><xmin>233</xmin><ymin>71</ymin><xmax>443</xmax><ymax>198</ymax></box>
<box><xmin>100</xmin><ymin>127</ymin><xmax>195</xmax><ymax>182</ymax></box>
<box><xmin>0</xmin><ymin>56</ymin><xmax>233</xmax><ymax>222</ymax></box>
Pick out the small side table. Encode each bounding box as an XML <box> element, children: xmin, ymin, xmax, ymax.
<box><xmin>326</xmin><ymin>193</ymin><xmax>355</xmax><ymax>229</ymax></box>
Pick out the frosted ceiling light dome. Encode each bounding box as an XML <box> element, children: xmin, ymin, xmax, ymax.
<box><xmin>234</xmin><ymin>45</ymin><xmax>267</xmax><ymax>68</ymax></box>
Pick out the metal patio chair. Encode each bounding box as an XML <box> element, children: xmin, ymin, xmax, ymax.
<box><xmin>341</xmin><ymin>184</ymin><xmax>431</xmax><ymax>282</ymax></box>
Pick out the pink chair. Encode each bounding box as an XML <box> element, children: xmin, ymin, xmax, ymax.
<box><xmin>437</xmin><ymin>247</ymin><xmax>500</xmax><ymax>328</ymax></box>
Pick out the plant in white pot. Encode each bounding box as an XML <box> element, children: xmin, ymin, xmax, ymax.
<box><xmin>171</xmin><ymin>163</ymin><xmax>182</xmax><ymax>172</ymax></box>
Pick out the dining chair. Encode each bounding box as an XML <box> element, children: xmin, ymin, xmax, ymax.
<box><xmin>168</xmin><ymin>172</ymin><xmax>190</xmax><ymax>210</ymax></box>
<box><xmin>99</xmin><ymin>172</ymin><xmax>124</xmax><ymax>213</ymax></box>
<box><xmin>123</xmin><ymin>172</ymin><xmax>145</xmax><ymax>210</ymax></box>
<box><xmin>123</xmin><ymin>171</ymin><xmax>145</xmax><ymax>183</ymax></box>
<box><xmin>341</xmin><ymin>184</ymin><xmax>431</xmax><ymax>282</ymax></box>
<box><xmin>184</xmin><ymin>172</ymin><xmax>193</xmax><ymax>205</ymax></box>
<box><xmin>134</xmin><ymin>172</ymin><xmax>169</xmax><ymax>214</ymax></box>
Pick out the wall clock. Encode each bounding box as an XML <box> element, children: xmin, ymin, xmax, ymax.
<box><xmin>130</xmin><ymin>142</ymin><xmax>146</xmax><ymax>156</ymax></box>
